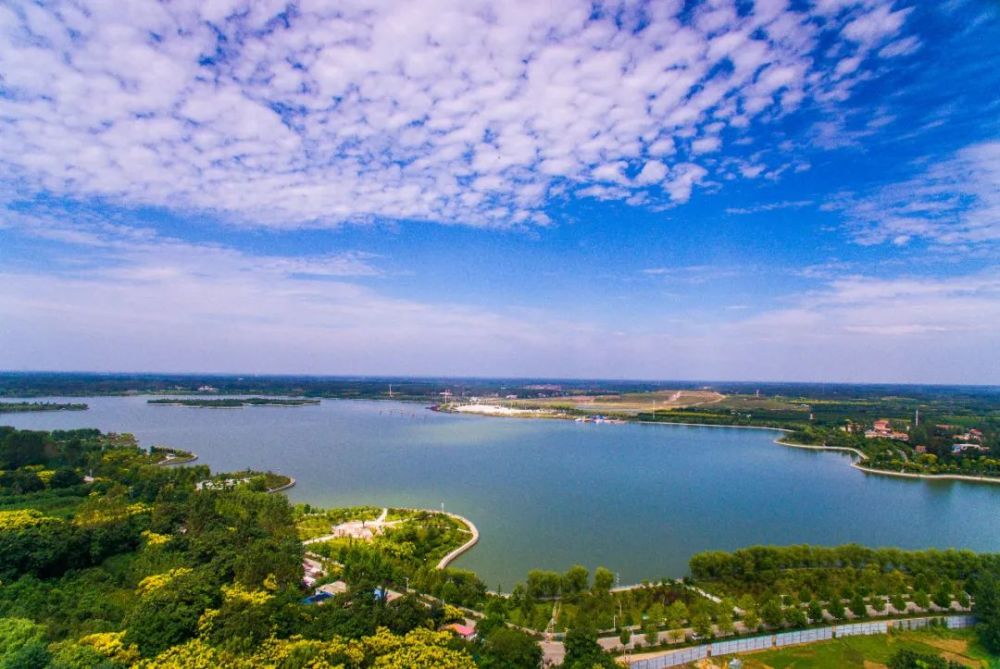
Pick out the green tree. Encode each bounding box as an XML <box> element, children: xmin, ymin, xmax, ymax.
<box><xmin>742</xmin><ymin>609</ymin><xmax>760</xmax><ymax>632</ymax></box>
<box><xmin>808</xmin><ymin>599</ymin><xmax>824</xmax><ymax>623</ymax></box>
<box><xmin>1</xmin><ymin>641</ymin><xmax>51</xmax><ymax>669</ymax></box>
<box><xmin>761</xmin><ymin>598</ymin><xmax>783</xmax><ymax>628</ymax></box>
<box><xmin>644</xmin><ymin>622</ymin><xmax>658</xmax><ymax>646</ymax></box>
<box><xmin>827</xmin><ymin>598</ymin><xmax>847</xmax><ymax>620</ymax></box>
<box><xmin>50</xmin><ymin>468</ymin><xmax>83</xmax><ymax>488</ymax></box>
<box><xmin>665</xmin><ymin>601</ymin><xmax>688</xmax><ymax>629</ymax></box>
<box><xmin>619</xmin><ymin>626</ymin><xmax>631</xmax><ymax>646</ymax></box>
<box><xmin>0</xmin><ymin>618</ymin><xmax>46</xmax><ymax>663</ymax></box>
<box><xmin>716</xmin><ymin>608</ymin><xmax>735</xmax><ymax>636</ymax></box>
<box><xmin>691</xmin><ymin>612</ymin><xmax>712</xmax><ymax>639</ymax></box>
<box><xmin>123</xmin><ymin>569</ymin><xmax>218</xmax><ymax>657</ymax></box>
<box><xmin>933</xmin><ymin>586</ymin><xmax>952</xmax><ymax>610</ymax></box>
<box><xmin>479</xmin><ymin>627</ymin><xmax>543</xmax><ymax>669</ymax></box>
<box><xmin>849</xmin><ymin>592</ymin><xmax>867</xmax><ymax>617</ymax></box>
<box><xmin>784</xmin><ymin>606</ymin><xmax>807</xmax><ymax>628</ymax></box>
<box><xmin>0</xmin><ymin>431</ymin><xmax>47</xmax><ymax>469</ymax></box>
<box><xmin>563</xmin><ymin>624</ymin><xmax>617</xmax><ymax>669</ymax></box>
<box><xmin>593</xmin><ymin>567</ymin><xmax>615</xmax><ymax>594</ymax></box>
<box><xmin>956</xmin><ymin>591</ymin><xmax>971</xmax><ymax>609</ymax></box>
<box><xmin>561</xmin><ymin>566</ymin><xmax>590</xmax><ymax>600</ymax></box>
<box><xmin>973</xmin><ymin>571</ymin><xmax>1000</xmax><ymax>653</ymax></box>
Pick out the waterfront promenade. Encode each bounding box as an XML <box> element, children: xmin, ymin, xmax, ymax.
<box><xmin>436</xmin><ymin>511</ymin><xmax>480</xmax><ymax>569</ymax></box>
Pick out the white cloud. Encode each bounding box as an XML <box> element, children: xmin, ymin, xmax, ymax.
<box><xmin>634</xmin><ymin>160</ymin><xmax>668</xmax><ymax>185</ymax></box>
<box><xmin>691</xmin><ymin>136</ymin><xmax>722</xmax><ymax>154</ymax></box>
<box><xmin>828</xmin><ymin>140</ymin><xmax>1000</xmax><ymax>245</ymax></box>
<box><xmin>711</xmin><ymin>269</ymin><xmax>1000</xmax><ymax>382</ymax></box>
<box><xmin>843</xmin><ymin>5</ymin><xmax>912</xmax><ymax>47</ymax></box>
<box><xmin>725</xmin><ymin>199</ymin><xmax>813</xmax><ymax>215</ymax></box>
<box><xmin>664</xmin><ymin>163</ymin><xmax>709</xmax><ymax>204</ymax></box>
<box><xmin>0</xmin><ymin>0</ymin><xmax>921</xmax><ymax>229</ymax></box>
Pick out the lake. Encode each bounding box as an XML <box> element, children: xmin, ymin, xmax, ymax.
<box><xmin>4</xmin><ymin>396</ymin><xmax>1000</xmax><ymax>589</ymax></box>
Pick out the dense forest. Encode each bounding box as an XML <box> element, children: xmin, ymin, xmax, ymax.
<box><xmin>0</xmin><ymin>427</ymin><xmax>545</xmax><ymax>668</ymax></box>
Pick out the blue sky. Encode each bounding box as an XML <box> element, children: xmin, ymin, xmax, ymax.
<box><xmin>1</xmin><ymin>0</ymin><xmax>998</xmax><ymax>383</ymax></box>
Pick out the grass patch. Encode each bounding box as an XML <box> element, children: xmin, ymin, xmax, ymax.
<box><xmin>732</xmin><ymin>630</ymin><xmax>996</xmax><ymax>669</ymax></box>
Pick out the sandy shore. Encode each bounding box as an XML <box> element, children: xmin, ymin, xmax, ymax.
<box><xmin>452</xmin><ymin>403</ymin><xmax>551</xmax><ymax>417</ymax></box>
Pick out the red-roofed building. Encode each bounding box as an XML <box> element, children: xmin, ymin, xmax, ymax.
<box><xmin>445</xmin><ymin>623</ymin><xmax>477</xmax><ymax>641</ymax></box>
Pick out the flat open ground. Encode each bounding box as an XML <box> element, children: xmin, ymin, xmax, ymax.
<box><xmin>507</xmin><ymin>389</ymin><xmax>725</xmax><ymax>415</ymax></box>
<box><xmin>705</xmin><ymin>629</ymin><xmax>996</xmax><ymax>669</ymax></box>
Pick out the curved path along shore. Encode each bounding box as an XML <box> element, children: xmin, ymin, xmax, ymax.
<box><xmin>300</xmin><ymin>507</ymin><xmax>479</xmax><ymax>567</ymax></box>
<box><xmin>156</xmin><ymin>452</ymin><xmax>198</xmax><ymax>466</ymax></box>
<box><xmin>776</xmin><ymin>436</ymin><xmax>1000</xmax><ymax>486</ymax></box>
<box><xmin>436</xmin><ymin>511</ymin><xmax>480</xmax><ymax>570</ymax></box>
<box><xmin>267</xmin><ymin>477</ymin><xmax>296</xmax><ymax>494</ymax></box>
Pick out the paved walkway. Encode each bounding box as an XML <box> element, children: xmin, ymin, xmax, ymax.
<box><xmin>303</xmin><ymin>507</ymin><xmax>397</xmax><ymax>544</ymax></box>
<box><xmin>436</xmin><ymin>511</ymin><xmax>480</xmax><ymax>569</ymax></box>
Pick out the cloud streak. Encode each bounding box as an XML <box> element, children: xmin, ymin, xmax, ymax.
<box><xmin>827</xmin><ymin>141</ymin><xmax>1000</xmax><ymax>246</ymax></box>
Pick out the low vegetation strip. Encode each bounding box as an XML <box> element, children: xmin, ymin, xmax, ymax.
<box><xmin>0</xmin><ymin>401</ymin><xmax>88</xmax><ymax>413</ymax></box>
<box><xmin>148</xmin><ymin>396</ymin><xmax>320</xmax><ymax>407</ymax></box>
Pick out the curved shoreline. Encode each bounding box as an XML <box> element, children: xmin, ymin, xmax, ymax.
<box><xmin>851</xmin><ymin>464</ymin><xmax>1000</xmax><ymax>485</ymax></box>
<box><xmin>435</xmin><ymin>511</ymin><xmax>480</xmax><ymax>570</ymax></box>
<box><xmin>452</xmin><ymin>407</ymin><xmax>1000</xmax><ymax>487</ymax></box>
<box><xmin>267</xmin><ymin>477</ymin><xmax>297</xmax><ymax>494</ymax></box>
<box><xmin>156</xmin><ymin>452</ymin><xmax>199</xmax><ymax>466</ymax></box>
<box><xmin>775</xmin><ymin>436</ymin><xmax>1000</xmax><ymax>486</ymax></box>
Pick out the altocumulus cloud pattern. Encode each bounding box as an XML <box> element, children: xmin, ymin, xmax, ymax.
<box><xmin>1</xmin><ymin>0</ymin><xmax>923</xmax><ymax>228</ymax></box>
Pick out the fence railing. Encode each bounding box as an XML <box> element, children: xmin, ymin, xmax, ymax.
<box><xmin>629</xmin><ymin>615</ymin><xmax>976</xmax><ymax>668</ymax></box>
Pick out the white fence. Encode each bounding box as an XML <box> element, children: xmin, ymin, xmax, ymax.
<box><xmin>629</xmin><ymin>615</ymin><xmax>974</xmax><ymax>667</ymax></box>
<box><xmin>631</xmin><ymin>644</ymin><xmax>708</xmax><ymax>669</ymax></box>
<box><xmin>775</xmin><ymin>627</ymin><xmax>833</xmax><ymax>646</ymax></box>
<box><xmin>835</xmin><ymin>621</ymin><xmax>889</xmax><ymax>637</ymax></box>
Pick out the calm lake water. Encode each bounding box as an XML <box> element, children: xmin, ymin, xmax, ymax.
<box><xmin>5</xmin><ymin>396</ymin><xmax>1000</xmax><ymax>589</ymax></box>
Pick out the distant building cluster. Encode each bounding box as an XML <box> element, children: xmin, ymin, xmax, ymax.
<box><xmin>864</xmin><ymin>419</ymin><xmax>910</xmax><ymax>442</ymax></box>
<box><xmin>195</xmin><ymin>477</ymin><xmax>249</xmax><ymax>491</ymax></box>
<box><xmin>945</xmin><ymin>426</ymin><xmax>988</xmax><ymax>455</ymax></box>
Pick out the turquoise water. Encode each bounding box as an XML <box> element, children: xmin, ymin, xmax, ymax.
<box><xmin>4</xmin><ymin>396</ymin><xmax>1000</xmax><ymax>589</ymax></box>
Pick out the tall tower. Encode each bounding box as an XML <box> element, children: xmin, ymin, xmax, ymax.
<box><xmin>914</xmin><ymin>408</ymin><xmax>919</xmax><ymax>427</ymax></box>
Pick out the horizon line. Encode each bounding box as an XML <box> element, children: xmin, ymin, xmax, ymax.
<box><xmin>1</xmin><ymin>369</ymin><xmax>998</xmax><ymax>390</ymax></box>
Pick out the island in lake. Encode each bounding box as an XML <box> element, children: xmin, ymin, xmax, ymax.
<box><xmin>147</xmin><ymin>397</ymin><xmax>321</xmax><ymax>408</ymax></box>
<box><xmin>0</xmin><ymin>401</ymin><xmax>88</xmax><ymax>413</ymax></box>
